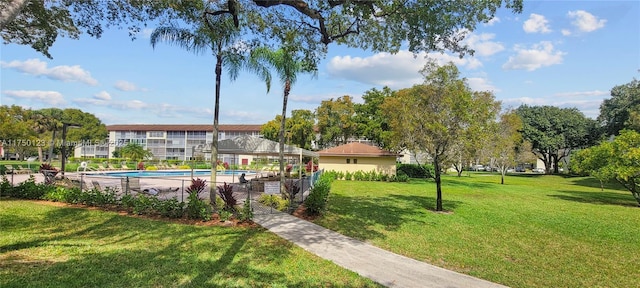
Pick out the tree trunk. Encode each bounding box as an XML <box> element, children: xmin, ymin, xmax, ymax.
<box><xmin>0</xmin><ymin>0</ymin><xmax>30</xmax><ymax>30</ymax></box>
<box><xmin>210</xmin><ymin>54</ymin><xmax>222</xmax><ymax>207</ymax></box>
<box><xmin>501</xmin><ymin>169</ymin><xmax>505</xmax><ymax>185</ymax></box>
<box><xmin>37</xmin><ymin>147</ymin><xmax>43</xmax><ymax>162</ymax></box>
<box><xmin>279</xmin><ymin>80</ymin><xmax>290</xmax><ymax>202</ymax></box>
<box><xmin>434</xmin><ymin>157</ymin><xmax>443</xmax><ymax>211</ymax></box>
<box><xmin>48</xmin><ymin>129</ymin><xmax>56</xmax><ymax>163</ymax></box>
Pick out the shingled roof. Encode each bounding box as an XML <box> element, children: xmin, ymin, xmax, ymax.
<box><xmin>319</xmin><ymin>142</ymin><xmax>398</xmax><ymax>157</ymax></box>
<box><xmin>106</xmin><ymin>124</ymin><xmax>262</xmax><ymax>132</ymax></box>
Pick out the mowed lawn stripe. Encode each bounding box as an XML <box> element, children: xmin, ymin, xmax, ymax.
<box><xmin>314</xmin><ymin>174</ymin><xmax>640</xmax><ymax>288</ymax></box>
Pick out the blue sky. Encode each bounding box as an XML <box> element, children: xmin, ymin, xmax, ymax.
<box><xmin>1</xmin><ymin>1</ymin><xmax>638</xmax><ymax>125</ymax></box>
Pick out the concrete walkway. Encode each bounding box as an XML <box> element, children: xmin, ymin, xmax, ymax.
<box><xmin>253</xmin><ymin>212</ymin><xmax>508</xmax><ymax>288</ymax></box>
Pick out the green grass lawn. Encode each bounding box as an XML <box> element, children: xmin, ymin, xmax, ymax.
<box><xmin>0</xmin><ymin>200</ymin><xmax>380</xmax><ymax>288</ymax></box>
<box><xmin>314</xmin><ymin>173</ymin><xmax>640</xmax><ymax>288</ymax></box>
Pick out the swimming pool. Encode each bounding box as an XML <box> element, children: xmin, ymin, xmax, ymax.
<box><xmin>100</xmin><ymin>170</ymin><xmax>254</xmax><ymax>178</ymax></box>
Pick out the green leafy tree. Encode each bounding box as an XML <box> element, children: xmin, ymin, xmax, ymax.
<box><xmin>316</xmin><ymin>95</ymin><xmax>357</xmax><ymax>148</ymax></box>
<box><xmin>151</xmin><ymin>6</ymin><xmax>271</xmax><ymax>205</ymax></box>
<box><xmin>250</xmin><ymin>42</ymin><xmax>317</xmax><ymax>198</ymax></box>
<box><xmin>516</xmin><ymin>105</ymin><xmax>598</xmax><ymax>174</ymax></box>
<box><xmin>4</xmin><ymin>0</ymin><xmax>523</xmax><ymax>64</ymax></box>
<box><xmin>288</xmin><ymin>109</ymin><xmax>315</xmax><ymax>150</ymax></box>
<box><xmin>382</xmin><ymin>62</ymin><xmax>491</xmax><ymax>211</ymax></box>
<box><xmin>120</xmin><ymin>143</ymin><xmax>153</xmax><ymax>162</ymax></box>
<box><xmin>0</xmin><ymin>105</ymin><xmax>34</xmax><ymax>159</ymax></box>
<box><xmin>598</xmin><ymin>79</ymin><xmax>640</xmax><ymax>137</ymax></box>
<box><xmin>449</xmin><ymin>90</ymin><xmax>501</xmax><ymax>177</ymax></box>
<box><xmin>490</xmin><ymin>110</ymin><xmax>524</xmax><ymax>184</ymax></box>
<box><xmin>354</xmin><ymin>87</ymin><xmax>393</xmax><ymax>149</ymax></box>
<box><xmin>260</xmin><ymin>115</ymin><xmax>282</xmax><ymax>142</ymax></box>
<box><xmin>572</xmin><ymin>130</ymin><xmax>640</xmax><ymax>206</ymax></box>
<box><xmin>1</xmin><ymin>0</ymin><xmax>174</xmax><ymax>58</ymax></box>
<box><xmin>262</xmin><ymin>110</ymin><xmax>315</xmax><ymax>149</ymax></box>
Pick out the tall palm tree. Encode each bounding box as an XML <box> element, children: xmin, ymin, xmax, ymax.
<box><xmin>250</xmin><ymin>45</ymin><xmax>317</xmax><ymax>200</ymax></box>
<box><xmin>151</xmin><ymin>13</ymin><xmax>270</xmax><ymax>205</ymax></box>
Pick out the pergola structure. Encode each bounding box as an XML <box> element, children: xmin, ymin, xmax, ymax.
<box><xmin>194</xmin><ymin>135</ymin><xmax>318</xmax><ymax>179</ymax></box>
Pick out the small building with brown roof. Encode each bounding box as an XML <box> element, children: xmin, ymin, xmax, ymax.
<box><xmin>318</xmin><ymin>142</ymin><xmax>398</xmax><ymax>176</ymax></box>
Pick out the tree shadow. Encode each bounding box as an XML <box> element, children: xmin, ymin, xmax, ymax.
<box><xmin>548</xmin><ymin>190</ymin><xmax>639</xmax><ymax>208</ymax></box>
<box><xmin>568</xmin><ymin>177</ymin><xmax>627</xmax><ymax>192</ymax></box>
<box><xmin>319</xmin><ymin>192</ymin><xmax>461</xmax><ymax>242</ymax></box>
<box><xmin>2</xmin><ymin>203</ymin><xmax>380</xmax><ymax>287</ymax></box>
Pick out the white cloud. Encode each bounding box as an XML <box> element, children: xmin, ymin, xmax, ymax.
<box><xmin>561</xmin><ymin>29</ymin><xmax>571</xmax><ymax>36</ymax></box>
<box><xmin>327</xmin><ymin>50</ymin><xmax>482</xmax><ymax>89</ymax></box>
<box><xmin>502</xmin><ymin>41</ymin><xmax>566</xmax><ymax>71</ymax></box>
<box><xmin>463</xmin><ymin>33</ymin><xmax>504</xmax><ymax>57</ymax></box>
<box><xmin>523</xmin><ymin>13</ymin><xmax>552</xmax><ymax>33</ymax></box>
<box><xmin>139</xmin><ymin>28</ymin><xmax>153</xmax><ymax>39</ymax></box>
<box><xmin>484</xmin><ymin>17</ymin><xmax>500</xmax><ymax>26</ymax></box>
<box><xmin>567</xmin><ymin>10</ymin><xmax>606</xmax><ymax>32</ymax></box>
<box><xmin>114</xmin><ymin>80</ymin><xmax>146</xmax><ymax>92</ymax></box>
<box><xmin>554</xmin><ymin>90</ymin><xmax>609</xmax><ymax>97</ymax></box>
<box><xmin>72</xmin><ymin>98</ymin><xmax>212</xmax><ymax>119</ymax></box>
<box><xmin>0</xmin><ymin>59</ymin><xmax>98</xmax><ymax>85</ymax></box>
<box><xmin>467</xmin><ymin>77</ymin><xmax>500</xmax><ymax>92</ymax></box>
<box><xmin>3</xmin><ymin>90</ymin><xmax>65</xmax><ymax>105</ymax></box>
<box><xmin>94</xmin><ymin>91</ymin><xmax>112</xmax><ymax>100</ymax></box>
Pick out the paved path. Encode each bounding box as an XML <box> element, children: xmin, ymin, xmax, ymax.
<box><xmin>254</xmin><ymin>212</ymin><xmax>508</xmax><ymax>288</ymax></box>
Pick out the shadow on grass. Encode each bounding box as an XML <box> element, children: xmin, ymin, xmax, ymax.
<box><xmin>2</xmin><ymin>203</ymin><xmax>379</xmax><ymax>287</ymax></box>
<box><xmin>548</xmin><ymin>190</ymin><xmax>639</xmax><ymax>208</ymax></box>
<box><xmin>319</xmin><ymin>192</ymin><xmax>461</xmax><ymax>241</ymax></box>
<box><xmin>568</xmin><ymin>177</ymin><xmax>627</xmax><ymax>192</ymax></box>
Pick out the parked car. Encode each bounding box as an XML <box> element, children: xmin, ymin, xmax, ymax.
<box><xmin>506</xmin><ymin>168</ymin><xmax>515</xmax><ymax>173</ymax></box>
<box><xmin>470</xmin><ymin>165</ymin><xmax>484</xmax><ymax>171</ymax></box>
<box><xmin>533</xmin><ymin>168</ymin><xmax>545</xmax><ymax>173</ymax></box>
<box><xmin>515</xmin><ymin>167</ymin><xmax>526</xmax><ymax>172</ymax></box>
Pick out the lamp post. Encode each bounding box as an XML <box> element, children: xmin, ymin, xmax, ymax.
<box><xmin>60</xmin><ymin>123</ymin><xmax>81</xmax><ymax>176</ymax></box>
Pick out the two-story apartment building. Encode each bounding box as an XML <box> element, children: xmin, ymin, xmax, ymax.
<box><xmin>74</xmin><ymin>124</ymin><xmax>262</xmax><ymax>162</ymax></box>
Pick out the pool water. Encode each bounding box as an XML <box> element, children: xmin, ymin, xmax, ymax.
<box><xmin>101</xmin><ymin>170</ymin><xmax>253</xmax><ymax>177</ymax></box>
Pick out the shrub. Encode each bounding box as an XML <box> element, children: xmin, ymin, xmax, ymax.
<box><xmin>39</xmin><ymin>163</ymin><xmax>59</xmax><ymax>185</ymax></box>
<box><xmin>145</xmin><ymin>166</ymin><xmax>158</xmax><ymax>171</ymax></box>
<box><xmin>44</xmin><ymin>187</ymin><xmax>68</xmax><ymax>202</ymax></box>
<box><xmin>285</xmin><ymin>180</ymin><xmax>301</xmax><ymax>200</ymax></box>
<box><xmin>132</xmin><ymin>194</ymin><xmax>158</xmax><ymax>215</ymax></box>
<box><xmin>219</xmin><ymin>210</ymin><xmax>232</xmax><ymax>222</ymax></box>
<box><xmin>186</xmin><ymin>192</ymin><xmax>212</xmax><ymax>221</ymax></box>
<box><xmin>304</xmin><ymin>174</ymin><xmax>333</xmax><ymax>215</ymax></box>
<box><xmin>11</xmin><ymin>176</ymin><xmax>52</xmax><ymax>199</ymax></box>
<box><xmin>178</xmin><ymin>165</ymin><xmax>191</xmax><ymax>169</ymax></box>
<box><xmin>397</xmin><ymin>163</ymin><xmax>434</xmax><ymax>179</ymax></box>
<box><xmin>156</xmin><ymin>198</ymin><xmax>185</xmax><ymax>218</ymax></box>
<box><xmin>237</xmin><ymin>199</ymin><xmax>253</xmax><ymax>222</ymax></box>
<box><xmin>186</xmin><ymin>178</ymin><xmax>207</xmax><ymax>198</ymax></box>
<box><xmin>0</xmin><ymin>175</ymin><xmax>14</xmax><ymax>196</ymax></box>
<box><xmin>258</xmin><ymin>194</ymin><xmax>289</xmax><ymax>211</ymax></box>
<box><xmin>120</xmin><ymin>194</ymin><xmax>136</xmax><ymax>211</ymax></box>
<box><xmin>217</xmin><ymin>182</ymin><xmax>237</xmax><ymax>212</ymax></box>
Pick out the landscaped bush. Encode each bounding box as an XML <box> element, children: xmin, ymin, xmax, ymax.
<box><xmin>217</xmin><ymin>182</ymin><xmax>237</xmax><ymax>212</ymax></box>
<box><xmin>10</xmin><ymin>175</ymin><xmax>53</xmax><ymax>199</ymax></box>
<box><xmin>185</xmin><ymin>178</ymin><xmax>212</xmax><ymax>221</ymax></box>
<box><xmin>237</xmin><ymin>198</ymin><xmax>253</xmax><ymax>222</ymax></box>
<box><xmin>43</xmin><ymin>186</ymin><xmax>69</xmax><ymax>202</ymax></box>
<box><xmin>156</xmin><ymin>198</ymin><xmax>186</xmax><ymax>218</ymax></box>
<box><xmin>186</xmin><ymin>192</ymin><xmax>212</xmax><ymax>221</ymax></box>
<box><xmin>396</xmin><ymin>163</ymin><xmax>434</xmax><ymax>179</ymax></box>
<box><xmin>0</xmin><ymin>176</ymin><xmax>14</xmax><ymax>196</ymax></box>
<box><xmin>304</xmin><ymin>173</ymin><xmax>333</xmax><ymax>215</ymax></box>
<box><xmin>258</xmin><ymin>194</ymin><xmax>289</xmax><ymax>211</ymax></box>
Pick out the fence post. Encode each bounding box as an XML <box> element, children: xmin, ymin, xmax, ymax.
<box><xmin>125</xmin><ymin>176</ymin><xmax>129</xmax><ymax>195</ymax></box>
<box><xmin>80</xmin><ymin>173</ymin><xmax>84</xmax><ymax>190</ymax></box>
<box><xmin>181</xmin><ymin>179</ymin><xmax>184</xmax><ymax>202</ymax></box>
